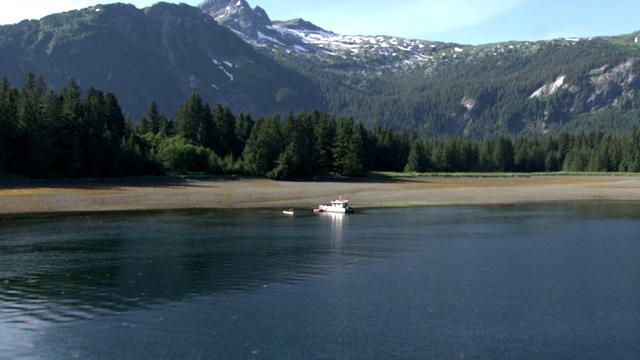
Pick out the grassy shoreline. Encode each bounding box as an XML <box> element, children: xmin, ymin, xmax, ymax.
<box><xmin>1</xmin><ymin>174</ymin><xmax>640</xmax><ymax>216</ymax></box>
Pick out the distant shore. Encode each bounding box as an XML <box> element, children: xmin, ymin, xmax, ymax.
<box><xmin>1</xmin><ymin>175</ymin><xmax>640</xmax><ymax>215</ymax></box>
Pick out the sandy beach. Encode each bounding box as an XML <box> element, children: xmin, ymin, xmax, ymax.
<box><xmin>1</xmin><ymin>175</ymin><xmax>640</xmax><ymax>215</ymax></box>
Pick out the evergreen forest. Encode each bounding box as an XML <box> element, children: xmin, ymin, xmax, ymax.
<box><xmin>2</xmin><ymin>74</ymin><xmax>640</xmax><ymax>180</ymax></box>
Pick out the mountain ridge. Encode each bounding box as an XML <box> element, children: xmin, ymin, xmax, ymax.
<box><xmin>198</xmin><ymin>0</ymin><xmax>640</xmax><ymax>136</ymax></box>
<box><xmin>0</xmin><ymin>2</ymin><xmax>322</xmax><ymax>119</ymax></box>
<box><xmin>0</xmin><ymin>1</ymin><xmax>639</xmax><ymax>137</ymax></box>
<box><xmin>198</xmin><ymin>0</ymin><xmax>460</xmax><ymax>73</ymax></box>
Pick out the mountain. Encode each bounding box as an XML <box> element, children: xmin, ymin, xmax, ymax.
<box><xmin>199</xmin><ymin>0</ymin><xmax>450</xmax><ymax>72</ymax></box>
<box><xmin>0</xmin><ymin>2</ymin><xmax>321</xmax><ymax>119</ymax></box>
<box><xmin>199</xmin><ymin>0</ymin><xmax>640</xmax><ymax>137</ymax></box>
<box><xmin>1</xmin><ymin>1</ymin><xmax>640</xmax><ymax>138</ymax></box>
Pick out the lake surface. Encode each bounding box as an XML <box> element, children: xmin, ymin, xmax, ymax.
<box><xmin>1</xmin><ymin>204</ymin><xmax>639</xmax><ymax>359</ymax></box>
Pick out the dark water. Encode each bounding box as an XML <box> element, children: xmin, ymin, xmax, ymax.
<box><xmin>1</xmin><ymin>204</ymin><xmax>639</xmax><ymax>359</ymax></box>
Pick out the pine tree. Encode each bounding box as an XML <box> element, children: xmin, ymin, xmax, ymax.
<box><xmin>18</xmin><ymin>73</ymin><xmax>51</xmax><ymax>177</ymax></box>
<box><xmin>83</xmin><ymin>87</ymin><xmax>108</xmax><ymax>176</ymax></box>
<box><xmin>212</xmin><ymin>104</ymin><xmax>236</xmax><ymax>157</ymax></box>
<box><xmin>0</xmin><ymin>78</ymin><xmax>19</xmax><ymax>173</ymax></box>
<box><xmin>147</xmin><ymin>101</ymin><xmax>162</xmax><ymax>134</ymax></box>
<box><xmin>39</xmin><ymin>89</ymin><xmax>62</xmax><ymax>176</ymax></box>
<box><xmin>333</xmin><ymin>118</ymin><xmax>367</xmax><ymax>176</ymax></box>
<box><xmin>174</xmin><ymin>92</ymin><xmax>211</xmax><ymax>147</ymax></box>
<box><xmin>57</xmin><ymin>77</ymin><xmax>85</xmax><ymax>177</ymax></box>
<box><xmin>137</xmin><ymin>101</ymin><xmax>167</xmax><ymax>136</ymax></box>
<box><xmin>311</xmin><ymin>109</ymin><xmax>336</xmax><ymax>175</ymax></box>
<box><xmin>491</xmin><ymin>136</ymin><xmax>515</xmax><ymax>172</ymax></box>
<box><xmin>0</xmin><ymin>107</ymin><xmax>4</xmax><ymax>174</ymax></box>
<box><xmin>241</xmin><ymin>115</ymin><xmax>283</xmax><ymax>176</ymax></box>
<box><xmin>105</xmin><ymin>92</ymin><xmax>125</xmax><ymax>138</ymax></box>
<box><xmin>404</xmin><ymin>139</ymin><xmax>429</xmax><ymax>172</ymax></box>
<box><xmin>269</xmin><ymin>111</ymin><xmax>317</xmax><ymax>179</ymax></box>
<box><xmin>234</xmin><ymin>112</ymin><xmax>254</xmax><ymax>158</ymax></box>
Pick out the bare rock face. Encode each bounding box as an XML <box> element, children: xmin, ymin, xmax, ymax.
<box><xmin>588</xmin><ymin>58</ymin><xmax>640</xmax><ymax>108</ymax></box>
<box><xmin>199</xmin><ymin>0</ymin><xmax>272</xmax><ymax>39</ymax></box>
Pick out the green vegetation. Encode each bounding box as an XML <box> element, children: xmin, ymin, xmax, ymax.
<box><xmin>270</xmin><ymin>37</ymin><xmax>640</xmax><ymax>138</ymax></box>
<box><xmin>0</xmin><ymin>3</ymin><xmax>321</xmax><ymax>121</ymax></box>
<box><xmin>2</xmin><ymin>73</ymin><xmax>640</xmax><ymax>181</ymax></box>
<box><xmin>2</xmin><ymin>3</ymin><xmax>640</xmax><ymax>139</ymax></box>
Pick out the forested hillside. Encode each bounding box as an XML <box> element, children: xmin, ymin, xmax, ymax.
<box><xmin>271</xmin><ymin>38</ymin><xmax>640</xmax><ymax>138</ymax></box>
<box><xmin>2</xmin><ymin>75</ymin><xmax>640</xmax><ymax>180</ymax></box>
<box><xmin>0</xmin><ymin>3</ymin><xmax>321</xmax><ymax>120</ymax></box>
<box><xmin>1</xmin><ymin>2</ymin><xmax>640</xmax><ymax>138</ymax></box>
<box><xmin>202</xmin><ymin>0</ymin><xmax>640</xmax><ymax>137</ymax></box>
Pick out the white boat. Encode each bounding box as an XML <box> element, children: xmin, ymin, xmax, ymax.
<box><xmin>314</xmin><ymin>197</ymin><xmax>354</xmax><ymax>213</ymax></box>
<box><xmin>283</xmin><ymin>208</ymin><xmax>294</xmax><ymax>215</ymax></box>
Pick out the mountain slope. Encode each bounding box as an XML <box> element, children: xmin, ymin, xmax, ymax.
<box><xmin>199</xmin><ymin>0</ymin><xmax>455</xmax><ymax>72</ymax></box>
<box><xmin>0</xmin><ymin>2</ymin><xmax>321</xmax><ymax>119</ymax></box>
<box><xmin>200</xmin><ymin>0</ymin><xmax>640</xmax><ymax>137</ymax></box>
<box><xmin>1</xmin><ymin>1</ymin><xmax>639</xmax><ymax>137</ymax></box>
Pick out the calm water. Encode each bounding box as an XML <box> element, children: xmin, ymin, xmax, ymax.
<box><xmin>1</xmin><ymin>204</ymin><xmax>639</xmax><ymax>359</ymax></box>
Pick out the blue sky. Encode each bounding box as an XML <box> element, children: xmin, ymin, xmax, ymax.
<box><xmin>1</xmin><ymin>0</ymin><xmax>639</xmax><ymax>45</ymax></box>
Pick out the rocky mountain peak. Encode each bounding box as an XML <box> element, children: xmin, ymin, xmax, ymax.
<box><xmin>272</xmin><ymin>18</ymin><xmax>327</xmax><ymax>33</ymax></box>
<box><xmin>198</xmin><ymin>0</ymin><xmax>329</xmax><ymax>51</ymax></box>
<box><xmin>197</xmin><ymin>0</ymin><xmax>455</xmax><ymax>73</ymax></box>
<box><xmin>199</xmin><ymin>0</ymin><xmax>272</xmax><ymax>39</ymax></box>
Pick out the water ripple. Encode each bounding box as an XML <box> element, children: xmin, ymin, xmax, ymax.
<box><xmin>1</xmin><ymin>206</ymin><xmax>639</xmax><ymax>359</ymax></box>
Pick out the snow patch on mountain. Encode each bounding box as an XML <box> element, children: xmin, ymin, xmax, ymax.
<box><xmin>263</xmin><ymin>24</ymin><xmax>450</xmax><ymax>71</ymax></box>
<box><xmin>220</xmin><ymin>66</ymin><xmax>234</xmax><ymax>81</ymax></box>
<box><xmin>212</xmin><ymin>58</ymin><xmax>235</xmax><ymax>81</ymax></box>
<box><xmin>257</xmin><ymin>30</ymin><xmax>285</xmax><ymax>46</ymax></box>
<box><xmin>199</xmin><ymin>0</ymin><xmax>449</xmax><ymax>71</ymax></box>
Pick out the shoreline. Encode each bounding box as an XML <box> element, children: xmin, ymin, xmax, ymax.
<box><xmin>2</xmin><ymin>175</ymin><xmax>640</xmax><ymax>216</ymax></box>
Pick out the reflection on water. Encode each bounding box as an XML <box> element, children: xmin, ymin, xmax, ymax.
<box><xmin>0</xmin><ymin>210</ymin><xmax>365</xmax><ymax>327</ymax></box>
<box><xmin>1</xmin><ymin>204</ymin><xmax>639</xmax><ymax>359</ymax></box>
<box><xmin>317</xmin><ymin>211</ymin><xmax>346</xmax><ymax>247</ymax></box>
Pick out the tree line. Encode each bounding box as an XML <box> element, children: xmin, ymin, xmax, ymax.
<box><xmin>1</xmin><ymin>74</ymin><xmax>640</xmax><ymax>180</ymax></box>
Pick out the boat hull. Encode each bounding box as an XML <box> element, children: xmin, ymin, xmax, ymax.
<box><xmin>315</xmin><ymin>206</ymin><xmax>354</xmax><ymax>214</ymax></box>
<box><xmin>314</xmin><ymin>198</ymin><xmax>355</xmax><ymax>213</ymax></box>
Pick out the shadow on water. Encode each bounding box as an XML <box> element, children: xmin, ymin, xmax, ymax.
<box><xmin>0</xmin><ymin>208</ymin><xmax>362</xmax><ymax>323</ymax></box>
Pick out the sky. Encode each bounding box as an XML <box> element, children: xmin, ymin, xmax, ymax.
<box><xmin>1</xmin><ymin>0</ymin><xmax>639</xmax><ymax>45</ymax></box>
